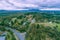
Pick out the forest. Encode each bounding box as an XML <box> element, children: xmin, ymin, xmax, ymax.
<box><xmin>0</xmin><ymin>12</ymin><xmax>60</xmax><ymax>40</ymax></box>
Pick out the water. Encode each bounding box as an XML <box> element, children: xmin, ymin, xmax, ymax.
<box><xmin>0</xmin><ymin>36</ymin><xmax>5</xmax><ymax>40</ymax></box>
<box><xmin>6</xmin><ymin>27</ymin><xmax>26</xmax><ymax>40</ymax></box>
<box><xmin>12</xmin><ymin>29</ymin><xmax>26</xmax><ymax>40</ymax></box>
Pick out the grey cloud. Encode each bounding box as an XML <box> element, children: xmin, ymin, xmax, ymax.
<box><xmin>0</xmin><ymin>0</ymin><xmax>60</xmax><ymax>10</ymax></box>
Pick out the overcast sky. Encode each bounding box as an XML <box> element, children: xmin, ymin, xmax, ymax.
<box><xmin>0</xmin><ymin>0</ymin><xmax>60</xmax><ymax>10</ymax></box>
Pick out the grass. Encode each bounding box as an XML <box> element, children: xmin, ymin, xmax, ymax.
<box><xmin>35</xmin><ymin>22</ymin><xmax>60</xmax><ymax>31</ymax></box>
<box><xmin>56</xmin><ymin>24</ymin><xmax>60</xmax><ymax>31</ymax></box>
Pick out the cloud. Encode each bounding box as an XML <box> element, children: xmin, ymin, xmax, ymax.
<box><xmin>0</xmin><ymin>0</ymin><xmax>60</xmax><ymax>10</ymax></box>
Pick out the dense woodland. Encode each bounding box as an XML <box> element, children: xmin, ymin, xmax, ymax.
<box><xmin>0</xmin><ymin>12</ymin><xmax>60</xmax><ymax>40</ymax></box>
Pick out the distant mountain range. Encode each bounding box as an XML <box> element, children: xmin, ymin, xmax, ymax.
<box><xmin>0</xmin><ymin>9</ymin><xmax>60</xmax><ymax>15</ymax></box>
<box><xmin>0</xmin><ymin>9</ymin><xmax>40</xmax><ymax>13</ymax></box>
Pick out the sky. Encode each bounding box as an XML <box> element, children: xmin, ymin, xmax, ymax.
<box><xmin>0</xmin><ymin>0</ymin><xmax>60</xmax><ymax>10</ymax></box>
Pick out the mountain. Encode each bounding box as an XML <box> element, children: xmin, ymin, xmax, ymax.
<box><xmin>0</xmin><ymin>9</ymin><xmax>60</xmax><ymax>15</ymax></box>
<box><xmin>0</xmin><ymin>8</ymin><xmax>40</xmax><ymax>13</ymax></box>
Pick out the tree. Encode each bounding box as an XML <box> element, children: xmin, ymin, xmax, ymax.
<box><xmin>26</xmin><ymin>24</ymin><xmax>60</xmax><ymax>40</ymax></box>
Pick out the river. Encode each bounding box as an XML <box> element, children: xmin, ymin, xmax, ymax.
<box><xmin>0</xmin><ymin>27</ymin><xmax>26</xmax><ymax>40</ymax></box>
